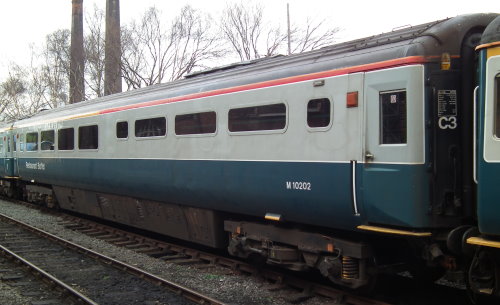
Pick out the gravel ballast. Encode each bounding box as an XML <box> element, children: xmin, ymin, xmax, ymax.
<box><xmin>0</xmin><ymin>200</ymin><xmax>333</xmax><ymax>305</ymax></box>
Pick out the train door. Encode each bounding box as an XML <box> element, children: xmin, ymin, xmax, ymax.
<box><xmin>477</xmin><ymin>50</ymin><xmax>500</xmax><ymax>235</ymax></box>
<box><xmin>0</xmin><ymin>134</ymin><xmax>5</xmax><ymax>176</ymax></box>
<box><xmin>3</xmin><ymin>131</ymin><xmax>16</xmax><ymax>177</ymax></box>
<box><xmin>346</xmin><ymin>73</ymin><xmax>365</xmax><ymax>216</ymax></box>
<box><xmin>361</xmin><ymin>65</ymin><xmax>427</xmax><ymax>228</ymax></box>
<box><xmin>12</xmin><ymin>133</ymin><xmax>18</xmax><ymax>177</ymax></box>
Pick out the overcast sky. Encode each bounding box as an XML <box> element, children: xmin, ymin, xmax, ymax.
<box><xmin>0</xmin><ymin>0</ymin><xmax>498</xmax><ymax>78</ymax></box>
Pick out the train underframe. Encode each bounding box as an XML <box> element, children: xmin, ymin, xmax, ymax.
<box><xmin>1</xmin><ymin>178</ymin><xmax>499</xmax><ymax>297</ymax></box>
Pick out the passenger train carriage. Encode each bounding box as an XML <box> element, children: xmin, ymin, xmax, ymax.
<box><xmin>1</xmin><ymin>13</ymin><xmax>500</xmax><ymax>298</ymax></box>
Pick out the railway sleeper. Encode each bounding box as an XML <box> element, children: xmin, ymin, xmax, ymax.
<box><xmin>224</xmin><ymin>220</ymin><xmax>374</xmax><ymax>289</ymax></box>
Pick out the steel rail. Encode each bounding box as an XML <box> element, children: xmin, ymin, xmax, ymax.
<box><xmin>58</xmin><ymin>214</ymin><xmax>393</xmax><ymax>305</ymax></box>
<box><xmin>2</xmin><ymin>198</ymin><xmax>395</xmax><ymax>305</ymax></box>
<box><xmin>0</xmin><ymin>212</ymin><xmax>227</xmax><ymax>305</ymax></box>
<box><xmin>0</xmin><ymin>243</ymin><xmax>99</xmax><ymax>305</ymax></box>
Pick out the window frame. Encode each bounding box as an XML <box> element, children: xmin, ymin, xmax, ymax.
<box><xmin>40</xmin><ymin>129</ymin><xmax>55</xmax><ymax>152</ymax></box>
<box><xmin>116</xmin><ymin>120</ymin><xmax>129</xmax><ymax>140</ymax></box>
<box><xmin>58</xmin><ymin>127</ymin><xmax>75</xmax><ymax>151</ymax></box>
<box><xmin>227</xmin><ymin>101</ymin><xmax>288</xmax><ymax>135</ymax></box>
<box><xmin>78</xmin><ymin>124</ymin><xmax>99</xmax><ymax>150</ymax></box>
<box><xmin>306</xmin><ymin>97</ymin><xmax>333</xmax><ymax>132</ymax></box>
<box><xmin>175</xmin><ymin>111</ymin><xmax>217</xmax><ymax>137</ymax></box>
<box><xmin>134</xmin><ymin>116</ymin><xmax>167</xmax><ymax>140</ymax></box>
<box><xmin>25</xmin><ymin>131</ymin><xmax>39</xmax><ymax>152</ymax></box>
<box><xmin>379</xmin><ymin>89</ymin><xmax>408</xmax><ymax>145</ymax></box>
<box><xmin>494</xmin><ymin>73</ymin><xmax>500</xmax><ymax>139</ymax></box>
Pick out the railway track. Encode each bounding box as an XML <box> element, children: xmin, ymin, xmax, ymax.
<box><xmin>1</xmin><ymin>198</ymin><xmax>476</xmax><ymax>305</ymax></box>
<box><xmin>0</xmin><ymin>246</ymin><xmax>95</xmax><ymax>305</ymax></box>
<box><xmin>0</xmin><ymin>211</ymin><xmax>226</xmax><ymax>305</ymax></box>
<box><xmin>1</xmin><ymin>198</ymin><xmax>392</xmax><ymax>305</ymax></box>
<box><xmin>56</xmin><ymin>212</ymin><xmax>388</xmax><ymax>305</ymax></box>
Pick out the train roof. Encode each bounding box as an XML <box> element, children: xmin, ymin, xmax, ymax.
<box><xmin>12</xmin><ymin>12</ymin><xmax>500</xmax><ymax>128</ymax></box>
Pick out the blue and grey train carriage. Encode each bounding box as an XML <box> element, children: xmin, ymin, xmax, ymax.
<box><xmin>1</xmin><ymin>13</ymin><xmax>500</xmax><ymax>294</ymax></box>
<box><xmin>464</xmin><ymin>15</ymin><xmax>500</xmax><ymax>297</ymax></box>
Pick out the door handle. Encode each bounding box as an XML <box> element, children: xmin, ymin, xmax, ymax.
<box><xmin>365</xmin><ymin>152</ymin><xmax>374</xmax><ymax>161</ymax></box>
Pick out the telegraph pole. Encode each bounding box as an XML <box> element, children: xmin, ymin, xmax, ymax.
<box><xmin>70</xmin><ymin>0</ymin><xmax>85</xmax><ymax>103</ymax></box>
<box><xmin>104</xmin><ymin>0</ymin><xmax>122</xmax><ymax>95</ymax></box>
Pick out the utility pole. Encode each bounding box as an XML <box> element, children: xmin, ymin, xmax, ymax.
<box><xmin>287</xmin><ymin>3</ymin><xmax>291</xmax><ymax>55</ymax></box>
<box><xmin>104</xmin><ymin>0</ymin><xmax>122</xmax><ymax>95</ymax></box>
<box><xmin>70</xmin><ymin>0</ymin><xmax>85</xmax><ymax>103</ymax></box>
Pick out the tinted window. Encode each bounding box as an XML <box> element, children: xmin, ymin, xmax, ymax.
<box><xmin>228</xmin><ymin>103</ymin><xmax>286</xmax><ymax>132</ymax></box>
<box><xmin>26</xmin><ymin>132</ymin><xmax>38</xmax><ymax>151</ymax></box>
<box><xmin>58</xmin><ymin>128</ymin><xmax>74</xmax><ymax>150</ymax></box>
<box><xmin>41</xmin><ymin>130</ymin><xmax>55</xmax><ymax>151</ymax></box>
<box><xmin>307</xmin><ymin>98</ymin><xmax>331</xmax><ymax>128</ymax></box>
<box><xmin>175</xmin><ymin>111</ymin><xmax>216</xmax><ymax>135</ymax></box>
<box><xmin>135</xmin><ymin>117</ymin><xmax>166</xmax><ymax>137</ymax></box>
<box><xmin>116</xmin><ymin>121</ymin><xmax>128</xmax><ymax>139</ymax></box>
<box><xmin>380</xmin><ymin>90</ymin><xmax>407</xmax><ymax>144</ymax></box>
<box><xmin>79</xmin><ymin>125</ymin><xmax>98</xmax><ymax>149</ymax></box>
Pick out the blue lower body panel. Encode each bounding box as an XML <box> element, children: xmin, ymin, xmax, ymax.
<box><xmin>361</xmin><ymin>163</ymin><xmax>430</xmax><ymax>228</ymax></box>
<box><xmin>20</xmin><ymin>158</ymin><xmax>363</xmax><ymax>230</ymax></box>
<box><xmin>18</xmin><ymin>158</ymin><xmax>432</xmax><ymax>231</ymax></box>
<box><xmin>478</xmin><ymin>162</ymin><xmax>500</xmax><ymax>236</ymax></box>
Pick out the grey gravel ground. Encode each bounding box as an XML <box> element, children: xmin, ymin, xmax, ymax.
<box><xmin>0</xmin><ymin>282</ymin><xmax>29</xmax><ymax>305</ymax></box>
<box><xmin>0</xmin><ymin>199</ymin><xmax>336</xmax><ymax>305</ymax></box>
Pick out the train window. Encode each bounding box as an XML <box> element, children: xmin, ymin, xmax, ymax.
<box><xmin>135</xmin><ymin>117</ymin><xmax>166</xmax><ymax>137</ymax></box>
<box><xmin>78</xmin><ymin>125</ymin><xmax>98</xmax><ymax>149</ymax></box>
<box><xmin>175</xmin><ymin>111</ymin><xmax>216</xmax><ymax>135</ymax></box>
<box><xmin>228</xmin><ymin>103</ymin><xmax>286</xmax><ymax>132</ymax></box>
<box><xmin>380</xmin><ymin>90</ymin><xmax>407</xmax><ymax>144</ymax></box>
<box><xmin>58</xmin><ymin>128</ymin><xmax>74</xmax><ymax>150</ymax></box>
<box><xmin>495</xmin><ymin>74</ymin><xmax>500</xmax><ymax>137</ymax></box>
<box><xmin>40</xmin><ymin>130</ymin><xmax>55</xmax><ymax>151</ymax></box>
<box><xmin>116</xmin><ymin>121</ymin><xmax>128</xmax><ymax>139</ymax></box>
<box><xmin>307</xmin><ymin>98</ymin><xmax>331</xmax><ymax>128</ymax></box>
<box><xmin>26</xmin><ymin>132</ymin><xmax>38</xmax><ymax>151</ymax></box>
<box><xmin>12</xmin><ymin>135</ymin><xmax>16</xmax><ymax>152</ymax></box>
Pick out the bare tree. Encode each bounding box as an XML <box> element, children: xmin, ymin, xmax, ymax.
<box><xmin>0</xmin><ymin>64</ymin><xmax>50</xmax><ymax>121</ymax></box>
<box><xmin>220</xmin><ymin>2</ymin><xmax>340</xmax><ymax>60</ymax></box>
<box><xmin>84</xmin><ymin>4</ymin><xmax>106</xmax><ymax>98</ymax></box>
<box><xmin>0</xmin><ymin>67</ymin><xmax>27</xmax><ymax>121</ymax></box>
<box><xmin>121</xmin><ymin>5</ymin><xmax>225</xmax><ymax>90</ymax></box>
<box><xmin>0</xmin><ymin>29</ymin><xmax>72</xmax><ymax>122</ymax></box>
<box><xmin>220</xmin><ymin>2</ymin><xmax>276</xmax><ymax>61</ymax></box>
<box><xmin>290</xmin><ymin>18</ymin><xmax>340</xmax><ymax>54</ymax></box>
<box><xmin>40</xmin><ymin>30</ymin><xmax>71</xmax><ymax>108</ymax></box>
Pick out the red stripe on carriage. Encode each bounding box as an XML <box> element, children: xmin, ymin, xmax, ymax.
<box><xmin>99</xmin><ymin>56</ymin><xmax>427</xmax><ymax>115</ymax></box>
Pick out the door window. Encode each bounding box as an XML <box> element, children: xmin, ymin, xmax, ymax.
<box><xmin>380</xmin><ymin>90</ymin><xmax>407</xmax><ymax>144</ymax></box>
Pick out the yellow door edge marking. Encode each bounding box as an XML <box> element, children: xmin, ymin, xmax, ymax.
<box><xmin>467</xmin><ymin>236</ymin><xmax>500</xmax><ymax>249</ymax></box>
<box><xmin>357</xmin><ymin>225</ymin><xmax>432</xmax><ymax>237</ymax></box>
<box><xmin>487</xmin><ymin>46</ymin><xmax>500</xmax><ymax>58</ymax></box>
